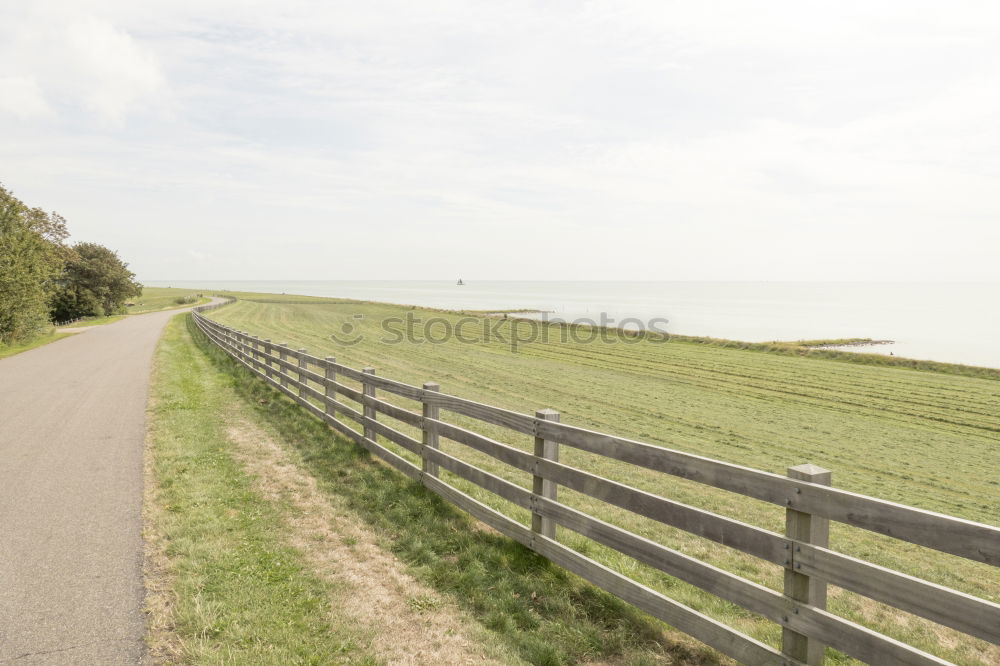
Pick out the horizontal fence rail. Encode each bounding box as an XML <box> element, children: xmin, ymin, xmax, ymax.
<box><xmin>191</xmin><ymin>301</ymin><xmax>999</xmax><ymax>666</ymax></box>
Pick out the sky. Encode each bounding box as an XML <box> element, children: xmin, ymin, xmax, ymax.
<box><xmin>1</xmin><ymin>1</ymin><xmax>999</xmax><ymax>282</ymax></box>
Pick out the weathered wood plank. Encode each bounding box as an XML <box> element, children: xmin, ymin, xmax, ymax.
<box><xmin>362</xmin><ymin>367</ymin><xmax>376</xmax><ymax>442</ymax></box>
<box><xmin>422</xmin><ymin>446</ymin><xmax>533</xmax><ymax>510</ymax></box>
<box><xmin>407</xmin><ymin>448</ymin><xmax>957</xmax><ymax>664</ymax></box>
<box><xmin>425</xmin><ymin>418</ymin><xmax>537</xmax><ymax>474</ymax></box>
<box><xmin>366</xmin><ymin>418</ymin><xmax>422</xmax><ymax>456</ymax></box>
<box><xmin>331</xmin><ymin>380</ymin><xmax>364</xmax><ymax>404</ymax></box>
<box><xmin>786</xmin><ymin>604</ymin><xmax>951</xmax><ymax>666</ymax></box>
<box><xmin>364</xmin><ymin>394</ymin><xmax>422</xmax><ymax>428</ymax></box>
<box><xmin>297</xmin><ymin>349</ymin><xmax>309</xmax><ymax>398</ymax></box>
<box><xmin>797</xmin><ymin>542</ymin><xmax>1000</xmax><ymax>645</ymax></box>
<box><xmin>328</xmin><ymin>362</ymin><xmax>366</xmax><ymax>383</ymax></box>
<box><xmin>532</xmin><ymin>409</ymin><xmax>560</xmax><ymax>539</ymax></box>
<box><xmin>324</xmin><ymin>394</ymin><xmax>364</xmax><ymax>424</ymax></box>
<box><xmin>422</xmin><ymin>382</ymin><xmax>440</xmax><ymax>477</ymax></box>
<box><xmin>531</xmin><ymin>495</ymin><xmax>953</xmax><ymax>663</ymax></box>
<box><xmin>424</xmin><ymin>393</ymin><xmax>537</xmax><ymax>435</ymax></box>
<box><xmin>365</xmin><ymin>438</ymin><xmax>423</xmax><ymax>481</ymax></box>
<box><xmin>196</xmin><ymin>312</ymin><xmax>997</xmax><ymax>659</ymax></box>
<box><xmin>324</xmin><ymin>356</ymin><xmax>337</xmax><ymax>425</ymax></box>
<box><xmin>424</xmin><ymin>446</ymin><xmax>946</xmax><ymax>664</ymax></box>
<box><xmin>429</xmin><ymin>417</ymin><xmax>788</xmax><ymax>564</ymax></box>
<box><xmin>536</xmin><ymin>457</ymin><xmax>789</xmax><ymax>565</ymax></box>
<box><xmin>295</xmin><ymin>364</ymin><xmax>327</xmax><ymax>387</ymax></box>
<box><xmin>782</xmin><ymin>464</ymin><xmax>830</xmax><ymax>665</ymax></box>
<box><xmin>534</xmin><ymin>495</ymin><xmax>786</xmax><ymax>617</ymax></box>
<box><xmin>330</xmin><ymin>364</ymin><xmax>426</xmax><ymax>401</ymax></box>
<box><xmin>536</xmin><ymin>420</ymin><xmax>1000</xmax><ymax>565</ymax></box>
<box><xmin>418</xmin><ymin>475</ymin><xmax>797</xmax><ymax>666</ymax></box>
<box><xmin>278</xmin><ymin>344</ymin><xmax>290</xmax><ymax>388</ymax></box>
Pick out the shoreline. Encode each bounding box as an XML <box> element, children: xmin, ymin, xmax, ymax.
<box><xmin>211</xmin><ymin>290</ymin><xmax>1000</xmax><ymax>380</ymax></box>
<box><xmin>149</xmin><ymin>280</ymin><xmax>1000</xmax><ymax>369</ymax></box>
<box><xmin>803</xmin><ymin>338</ymin><xmax>895</xmax><ymax>349</ymax></box>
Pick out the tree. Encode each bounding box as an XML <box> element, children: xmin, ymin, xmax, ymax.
<box><xmin>50</xmin><ymin>243</ymin><xmax>143</xmax><ymax>321</ymax></box>
<box><xmin>0</xmin><ymin>184</ymin><xmax>68</xmax><ymax>344</ymax></box>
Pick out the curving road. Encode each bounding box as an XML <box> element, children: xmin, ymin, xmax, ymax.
<box><xmin>0</xmin><ymin>304</ymin><xmax>214</xmax><ymax>664</ymax></box>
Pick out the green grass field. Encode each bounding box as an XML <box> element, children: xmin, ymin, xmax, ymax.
<box><xmin>0</xmin><ymin>328</ymin><xmax>73</xmax><ymax>359</ymax></box>
<box><xmin>204</xmin><ymin>292</ymin><xmax>1000</xmax><ymax>664</ymax></box>
<box><xmin>147</xmin><ymin>315</ymin><xmax>383</xmax><ymax>665</ymax></box>
<box><xmin>0</xmin><ymin>288</ymin><xmax>209</xmax><ymax>362</ymax></box>
<box><xmin>128</xmin><ymin>286</ymin><xmax>210</xmax><ymax>313</ymax></box>
<box><xmin>180</xmin><ymin>315</ymin><xmax>713</xmax><ymax>665</ymax></box>
<box><xmin>61</xmin><ymin>315</ymin><xmax>126</xmax><ymax>327</ymax></box>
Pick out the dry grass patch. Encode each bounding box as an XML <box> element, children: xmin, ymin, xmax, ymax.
<box><xmin>143</xmin><ymin>389</ymin><xmax>184</xmax><ymax>665</ymax></box>
<box><xmin>144</xmin><ymin>315</ymin><xmax>379</xmax><ymax>664</ymax></box>
<box><xmin>226</xmin><ymin>418</ymin><xmax>517</xmax><ymax>666</ymax></box>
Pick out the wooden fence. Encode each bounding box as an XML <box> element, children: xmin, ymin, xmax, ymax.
<box><xmin>192</xmin><ymin>301</ymin><xmax>999</xmax><ymax>665</ymax></box>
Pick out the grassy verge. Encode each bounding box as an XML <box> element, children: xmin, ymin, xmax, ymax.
<box><xmin>60</xmin><ymin>315</ymin><xmax>127</xmax><ymax>327</ymax></box>
<box><xmin>0</xmin><ymin>292</ymin><xmax>211</xmax><ymax>361</ymax></box>
<box><xmin>145</xmin><ymin>315</ymin><xmax>380</xmax><ymax>665</ymax></box>
<box><xmin>203</xmin><ymin>293</ymin><xmax>1000</xmax><ymax>664</ymax></box>
<box><xmin>187</xmin><ymin>314</ymin><xmax>722</xmax><ymax>665</ymax></box>
<box><xmin>129</xmin><ymin>287</ymin><xmax>211</xmax><ymax>314</ymax></box>
<box><xmin>0</xmin><ymin>329</ymin><xmax>72</xmax><ymax>360</ymax></box>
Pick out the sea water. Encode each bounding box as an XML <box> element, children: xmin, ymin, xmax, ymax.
<box><xmin>148</xmin><ymin>280</ymin><xmax>1000</xmax><ymax>369</ymax></box>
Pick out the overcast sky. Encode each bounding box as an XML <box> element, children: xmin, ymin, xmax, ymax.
<box><xmin>2</xmin><ymin>1</ymin><xmax>998</xmax><ymax>281</ymax></box>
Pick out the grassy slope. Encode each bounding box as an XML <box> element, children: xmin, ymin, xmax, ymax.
<box><xmin>130</xmin><ymin>286</ymin><xmax>211</xmax><ymax>313</ymax></box>
<box><xmin>205</xmin><ymin>293</ymin><xmax>1000</xmax><ymax>664</ymax></box>
<box><xmin>62</xmin><ymin>315</ymin><xmax>126</xmax><ymax>327</ymax></box>
<box><xmin>0</xmin><ymin>329</ymin><xmax>73</xmax><ymax>359</ymax></box>
<box><xmin>146</xmin><ymin>315</ymin><xmax>381</xmax><ymax>665</ymax></box>
<box><xmin>185</xmin><ymin>314</ymin><xmax>720</xmax><ymax>666</ymax></box>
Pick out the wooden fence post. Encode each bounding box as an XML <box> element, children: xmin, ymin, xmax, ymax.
<box><xmin>532</xmin><ymin>409</ymin><xmax>560</xmax><ymax>539</ymax></box>
<box><xmin>324</xmin><ymin>357</ymin><xmax>337</xmax><ymax>423</ymax></box>
<box><xmin>421</xmin><ymin>382</ymin><xmax>440</xmax><ymax>477</ymax></box>
<box><xmin>263</xmin><ymin>339</ymin><xmax>273</xmax><ymax>380</ymax></box>
<box><xmin>278</xmin><ymin>343</ymin><xmax>289</xmax><ymax>388</ymax></box>
<box><xmin>362</xmin><ymin>367</ymin><xmax>376</xmax><ymax>441</ymax></box>
<box><xmin>297</xmin><ymin>349</ymin><xmax>308</xmax><ymax>397</ymax></box>
<box><xmin>251</xmin><ymin>335</ymin><xmax>260</xmax><ymax>371</ymax></box>
<box><xmin>783</xmin><ymin>463</ymin><xmax>832</xmax><ymax>665</ymax></box>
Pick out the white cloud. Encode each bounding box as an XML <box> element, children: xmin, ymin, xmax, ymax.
<box><xmin>0</xmin><ymin>1</ymin><xmax>998</xmax><ymax>280</ymax></box>
<box><xmin>0</xmin><ymin>76</ymin><xmax>52</xmax><ymax>118</ymax></box>
<box><xmin>0</xmin><ymin>8</ymin><xmax>165</xmax><ymax>122</ymax></box>
<box><xmin>63</xmin><ymin>17</ymin><xmax>165</xmax><ymax>120</ymax></box>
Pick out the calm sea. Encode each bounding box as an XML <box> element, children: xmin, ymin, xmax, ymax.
<box><xmin>148</xmin><ymin>280</ymin><xmax>1000</xmax><ymax>369</ymax></box>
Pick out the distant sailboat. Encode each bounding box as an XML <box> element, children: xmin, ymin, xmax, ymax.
<box><xmin>457</xmin><ymin>278</ymin><xmax>465</xmax><ymax>285</ymax></box>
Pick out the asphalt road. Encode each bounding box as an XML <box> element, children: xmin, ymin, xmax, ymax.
<box><xmin>0</xmin><ymin>305</ymin><xmax>209</xmax><ymax>664</ymax></box>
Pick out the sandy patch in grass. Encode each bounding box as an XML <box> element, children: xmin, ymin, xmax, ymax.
<box><xmin>225</xmin><ymin>419</ymin><xmax>511</xmax><ymax>666</ymax></box>
<box><xmin>142</xmin><ymin>394</ymin><xmax>184</xmax><ymax>665</ymax></box>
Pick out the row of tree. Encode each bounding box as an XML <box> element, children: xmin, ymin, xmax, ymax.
<box><xmin>0</xmin><ymin>183</ymin><xmax>143</xmax><ymax>345</ymax></box>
